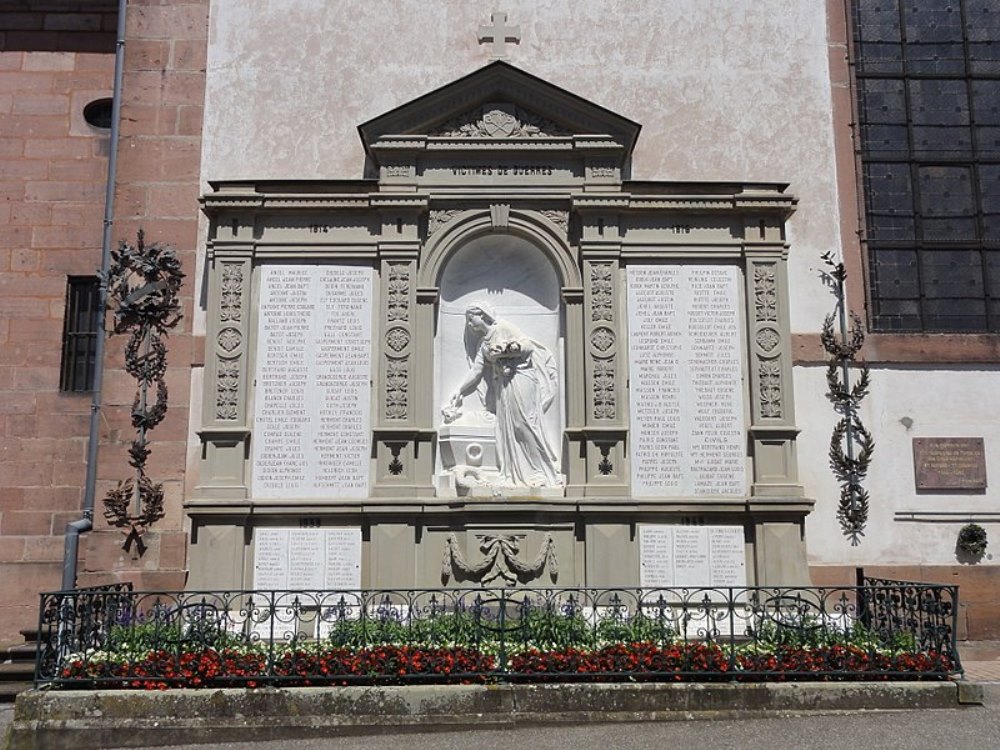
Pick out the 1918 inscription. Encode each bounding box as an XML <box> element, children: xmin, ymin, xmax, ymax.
<box><xmin>913</xmin><ymin>437</ymin><xmax>987</xmax><ymax>491</ymax></box>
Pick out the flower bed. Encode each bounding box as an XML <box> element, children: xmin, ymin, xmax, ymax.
<box><xmin>57</xmin><ymin>640</ymin><xmax>954</xmax><ymax>690</ymax></box>
<box><xmin>39</xmin><ymin>584</ymin><xmax>962</xmax><ymax>690</ymax></box>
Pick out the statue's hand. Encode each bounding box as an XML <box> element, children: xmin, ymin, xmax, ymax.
<box><xmin>442</xmin><ymin>396</ymin><xmax>462</xmax><ymax>424</ymax></box>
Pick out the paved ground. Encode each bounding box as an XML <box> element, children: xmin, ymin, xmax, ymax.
<box><xmin>85</xmin><ymin>691</ymin><xmax>1000</xmax><ymax>750</ymax></box>
<box><xmin>958</xmin><ymin>640</ymin><xmax>1000</xmax><ymax>682</ymax></box>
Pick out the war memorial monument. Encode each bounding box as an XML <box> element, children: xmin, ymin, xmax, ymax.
<box><xmin>188</xmin><ymin>62</ymin><xmax>810</xmax><ymax>595</ymax></box>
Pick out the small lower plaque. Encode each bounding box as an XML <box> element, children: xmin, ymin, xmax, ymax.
<box><xmin>913</xmin><ymin>438</ymin><xmax>987</xmax><ymax>491</ymax></box>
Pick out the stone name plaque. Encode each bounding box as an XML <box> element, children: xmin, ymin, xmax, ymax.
<box><xmin>253</xmin><ymin>528</ymin><xmax>362</xmax><ymax>591</ymax></box>
<box><xmin>627</xmin><ymin>264</ymin><xmax>746</xmax><ymax>497</ymax></box>
<box><xmin>252</xmin><ymin>264</ymin><xmax>373</xmax><ymax>498</ymax></box>
<box><xmin>639</xmin><ymin>525</ymin><xmax>746</xmax><ymax>588</ymax></box>
<box><xmin>913</xmin><ymin>438</ymin><xmax>987</xmax><ymax>491</ymax></box>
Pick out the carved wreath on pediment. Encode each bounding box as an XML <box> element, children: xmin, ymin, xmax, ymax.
<box><xmin>430</xmin><ymin>104</ymin><xmax>572</xmax><ymax>138</ymax></box>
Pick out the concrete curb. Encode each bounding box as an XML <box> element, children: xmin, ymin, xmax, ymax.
<box><xmin>3</xmin><ymin>681</ymin><xmax>983</xmax><ymax>750</ymax></box>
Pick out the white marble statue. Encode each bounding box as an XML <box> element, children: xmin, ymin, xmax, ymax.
<box><xmin>445</xmin><ymin>302</ymin><xmax>562</xmax><ymax>489</ymax></box>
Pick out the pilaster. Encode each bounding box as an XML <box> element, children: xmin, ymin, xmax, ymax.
<box><xmin>575</xmin><ymin>203</ymin><xmax>628</xmax><ymax>496</ymax></box>
<box><xmin>197</xmin><ymin>214</ymin><xmax>254</xmax><ymax>499</ymax></box>
<box><xmin>743</xmin><ymin>216</ymin><xmax>803</xmax><ymax>498</ymax></box>
<box><xmin>372</xmin><ymin>199</ymin><xmax>434</xmax><ymax>497</ymax></box>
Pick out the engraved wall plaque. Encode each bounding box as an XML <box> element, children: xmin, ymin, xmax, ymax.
<box><xmin>639</xmin><ymin>525</ymin><xmax>747</xmax><ymax>588</ymax></box>
<box><xmin>627</xmin><ymin>265</ymin><xmax>747</xmax><ymax>497</ymax></box>
<box><xmin>253</xmin><ymin>527</ymin><xmax>362</xmax><ymax>591</ymax></box>
<box><xmin>913</xmin><ymin>438</ymin><xmax>987</xmax><ymax>491</ymax></box>
<box><xmin>252</xmin><ymin>264</ymin><xmax>373</xmax><ymax>498</ymax></box>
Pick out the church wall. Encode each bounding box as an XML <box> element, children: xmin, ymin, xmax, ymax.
<box><xmin>802</xmin><ymin>0</ymin><xmax>1000</xmax><ymax>638</ymax></box>
<box><xmin>0</xmin><ymin>7</ymin><xmax>118</xmax><ymax>642</ymax></box>
<box><xmin>194</xmin><ymin>2</ymin><xmax>1000</xmax><ymax>603</ymax></box>
<box><xmin>74</xmin><ymin>1</ymin><xmax>210</xmax><ymax>597</ymax></box>
<box><xmin>201</xmin><ymin>0</ymin><xmax>841</xmax><ymax>332</ymax></box>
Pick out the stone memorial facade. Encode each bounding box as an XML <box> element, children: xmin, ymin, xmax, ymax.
<box><xmin>188</xmin><ymin>63</ymin><xmax>811</xmax><ymax>591</ymax></box>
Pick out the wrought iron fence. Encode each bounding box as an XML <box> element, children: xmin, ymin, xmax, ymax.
<box><xmin>36</xmin><ymin>583</ymin><xmax>960</xmax><ymax>688</ymax></box>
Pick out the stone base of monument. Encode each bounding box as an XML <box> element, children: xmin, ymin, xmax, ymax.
<box><xmin>435</xmin><ymin>468</ymin><xmax>567</xmax><ymax>499</ymax></box>
<box><xmin>5</xmin><ymin>682</ymin><xmax>978</xmax><ymax>750</ymax></box>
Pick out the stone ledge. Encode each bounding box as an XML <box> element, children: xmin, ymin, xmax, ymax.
<box><xmin>3</xmin><ymin>681</ymin><xmax>978</xmax><ymax>750</ymax></box>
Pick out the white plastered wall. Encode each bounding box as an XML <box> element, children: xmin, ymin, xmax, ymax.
<box><xmin>199</xmin><ymin>1</ymin><xmax>1000</xmax><ymax>567</ymax></box>
<box><xmin>201</xmin><ymin>0</ymin><xmax>840</xmax><ymax>330</ymax></box>
<box><xmin>798</xmin><ymin>366</ymin><xmax>1000</xmax><ymax>566</ymax></box>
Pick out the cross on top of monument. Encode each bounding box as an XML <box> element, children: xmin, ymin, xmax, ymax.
<box><xmin>478</xmin><ymin>11</ymin><xmax>520</xmax><ymax>60</ymax></box>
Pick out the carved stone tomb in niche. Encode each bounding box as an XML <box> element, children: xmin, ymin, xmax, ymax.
<box><xmin>435</xmin><ymin>234</ymin><xmax>565</xmax><ymax>498</ymax></box>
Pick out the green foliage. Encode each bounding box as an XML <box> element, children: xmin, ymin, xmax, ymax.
<box><xmin>107</xmin><ymin>609</ymin><xmax>243</xmax><ymax>653</ymax></box>
<box><xmin>747</xmin><ymin>614</ymin><xmax>915</xmax><ymax>654</ymax></box>
<box><xmin>319</xmin><ymin>605</ymin><xmax>675</xmax><ymax>651</ymax></box>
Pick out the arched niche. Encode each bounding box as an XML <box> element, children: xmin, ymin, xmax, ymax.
<box><xmin>434</xmin><ymin>232</ymin><xmax>565</xmax><ymax>495</ymax></box>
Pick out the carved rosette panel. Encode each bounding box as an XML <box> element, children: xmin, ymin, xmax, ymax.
<box><xmin>754</xmin><ymin>265</ymin><xmax>778</xmax><ymax>323</ymax></box>
<box><xmin>751</xmin><ymin>262</ymin><xmax>784</xmax><ymax>421</ymax></box>
<box><xmin>213</xmin><ymin>261</ymin><xmax>247</xmax><ymax>422</ymax></box>
<box><xmin>593</xmin><ymin>360</ymin><xmax>616</xmax><ymax>420</ymax></box>
<box><xmin>587</xmin><ymin>262</ymin><xmax>618</xmax><ymax>422</ymax></box>
<box><xmin>385</xmin><ymin>358</ymin><xmax>408</xmax><ymax>420</ymax></box>
<box><xmin>383</xmin><ymin>261</ymin><xmax>413</xmax><ymax>421</ymax></box>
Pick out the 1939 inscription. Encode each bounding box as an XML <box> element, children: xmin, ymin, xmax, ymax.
<box><xmin>913</xmin><ymin>437</ymin><xmax>987</xmax><ymax>491</ymax></box>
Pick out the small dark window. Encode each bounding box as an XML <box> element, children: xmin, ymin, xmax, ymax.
<box><xmin>83</xmin><ymin>98</ymin><xmax>113</xmax><ymax>129</ymax></box>
<box><xmin>60</xmin><ymin>277</ymin><xmax>101</xmax><ymax>392</ymax></box>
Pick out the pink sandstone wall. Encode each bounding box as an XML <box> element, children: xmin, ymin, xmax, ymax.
<box><xmin>0</xmin><ymin>1</ymin><xmax>206</xmax><ymax>642</ymax></box>
<box><xmin>0</xmin><ymin>3</ymin><xmax>117</xmax><ymax>643</ymax></box>
<box><xmin>75</xmin><ymin>0</ymin><xmax>208</xmax><ymax>598</ymax></box>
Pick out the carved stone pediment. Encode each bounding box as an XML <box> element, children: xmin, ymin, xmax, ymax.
<box><xmin>358</xmin><ymin>60</ymin><xmax>640</xmax><ymax>156</ymax></box>
<box><xmin>429</xmin><ymin>102</ymin><xmax>572</xmax><ymax>139</ymax></box>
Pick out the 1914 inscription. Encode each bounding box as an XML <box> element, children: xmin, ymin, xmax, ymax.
<box><xmin>252</xmin><ymin>265</ymin><xmax>373</xmax><ymax>498</ymax></box>
<box><xmin>913</xmin><ymin>437</ymin><xmax>987</xmax><ymax>491</ymax></box>
<box><xmin>627</xmin><ymin>265</ymin><xmax>746</xmax><ymax>497</ymax></box>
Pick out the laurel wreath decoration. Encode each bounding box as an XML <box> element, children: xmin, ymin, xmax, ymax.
<box><xmin>821</xmin><ymin>252</ymin><xmax>874</xmax><ymax>545</ymax></box>
<box><xmin>957</xmin><ymin>523</ymin><xmax>988</xmax><ymax>558</ymax></box>
<box><xmin>102</xmin><ymin>230</ymin><xmax>184</xmax><ymax>555</ymax></box>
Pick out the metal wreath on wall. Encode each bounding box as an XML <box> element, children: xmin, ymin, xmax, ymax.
<box><xmin>821</xmin><ymin>252</ymin><xmax>874</xmax><ymax>545</ymax></box>
<box><xmin>102</xmin><ymin>230</ymin><xmax>184</xmax><ymax>555</ymax></box>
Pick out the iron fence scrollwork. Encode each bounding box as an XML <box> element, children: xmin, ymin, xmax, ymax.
<box><xmin>36</xmin><ymin>583</ymin><xmax>960</xmax><ymax>689</ymax></box>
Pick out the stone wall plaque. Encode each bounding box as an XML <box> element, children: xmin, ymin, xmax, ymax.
<box><xmin>252</xmin><ymin>264</ymin><xmax>373</xmax><ymax>498</ymax></box>
<box><xmin>913</xmin><ymin>438</ymin><xmax>987</xmax><ymax>491</ymax></box>
<box><xmin>253</xmin><ymin>528</ymin><xmax>362</xmax><ymax>591</ymax></box>
<box><xmin>639</xmin><ymin>525</ymin><xmax>746</xmax><ymax>588</ymax></box>
<box><xmin>627</xmin><ymin>265</ymin><xmax>746</xmax><ymax>497</ymax></box>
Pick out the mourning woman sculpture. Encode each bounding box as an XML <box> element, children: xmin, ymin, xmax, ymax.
<box><xmin>446</xmin><ymin>302</ymin><xmax>562</xmax><ymax>489</ymax></box>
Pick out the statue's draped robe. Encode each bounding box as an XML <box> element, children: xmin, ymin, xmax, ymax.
<box><xmin>474</xmin><ymin>320</ymin><xmax>560</xmax><ymax>487</ymax></box>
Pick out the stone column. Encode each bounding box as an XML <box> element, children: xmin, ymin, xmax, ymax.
<box><xmin>197</xmin><ymin>214</ymin><xmax>254</xmax><ymax>499</ymax></box>
<box><xmin>573</xmin><ymin>201</ymin><xmax>628</xmax><ymax>496</ymax></box>
<box><xmin>371</xmin><ymin>198</ymin><xmax>434</xmax><ymax>497</ymax></box>
<box><xmin>743</xmin><ymin>216</ymin><xmax>803</xmax><ymax>498</ymax></box>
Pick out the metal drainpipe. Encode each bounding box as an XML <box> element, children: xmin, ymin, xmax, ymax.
<box><xmin>61</xmin><ymin>0</ymin><xmax>128</xmax><ymax>591</ymax></box>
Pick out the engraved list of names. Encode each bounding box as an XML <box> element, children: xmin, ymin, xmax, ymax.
<box><xmin>252</xmin><ymin>264</ymin><xmax>373</xmax><ymax>498</ymax></box>
<box><xmin>627</xmin><ymin>265</ymin><xmax>746</xmax><ymax>497</ymax></box>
